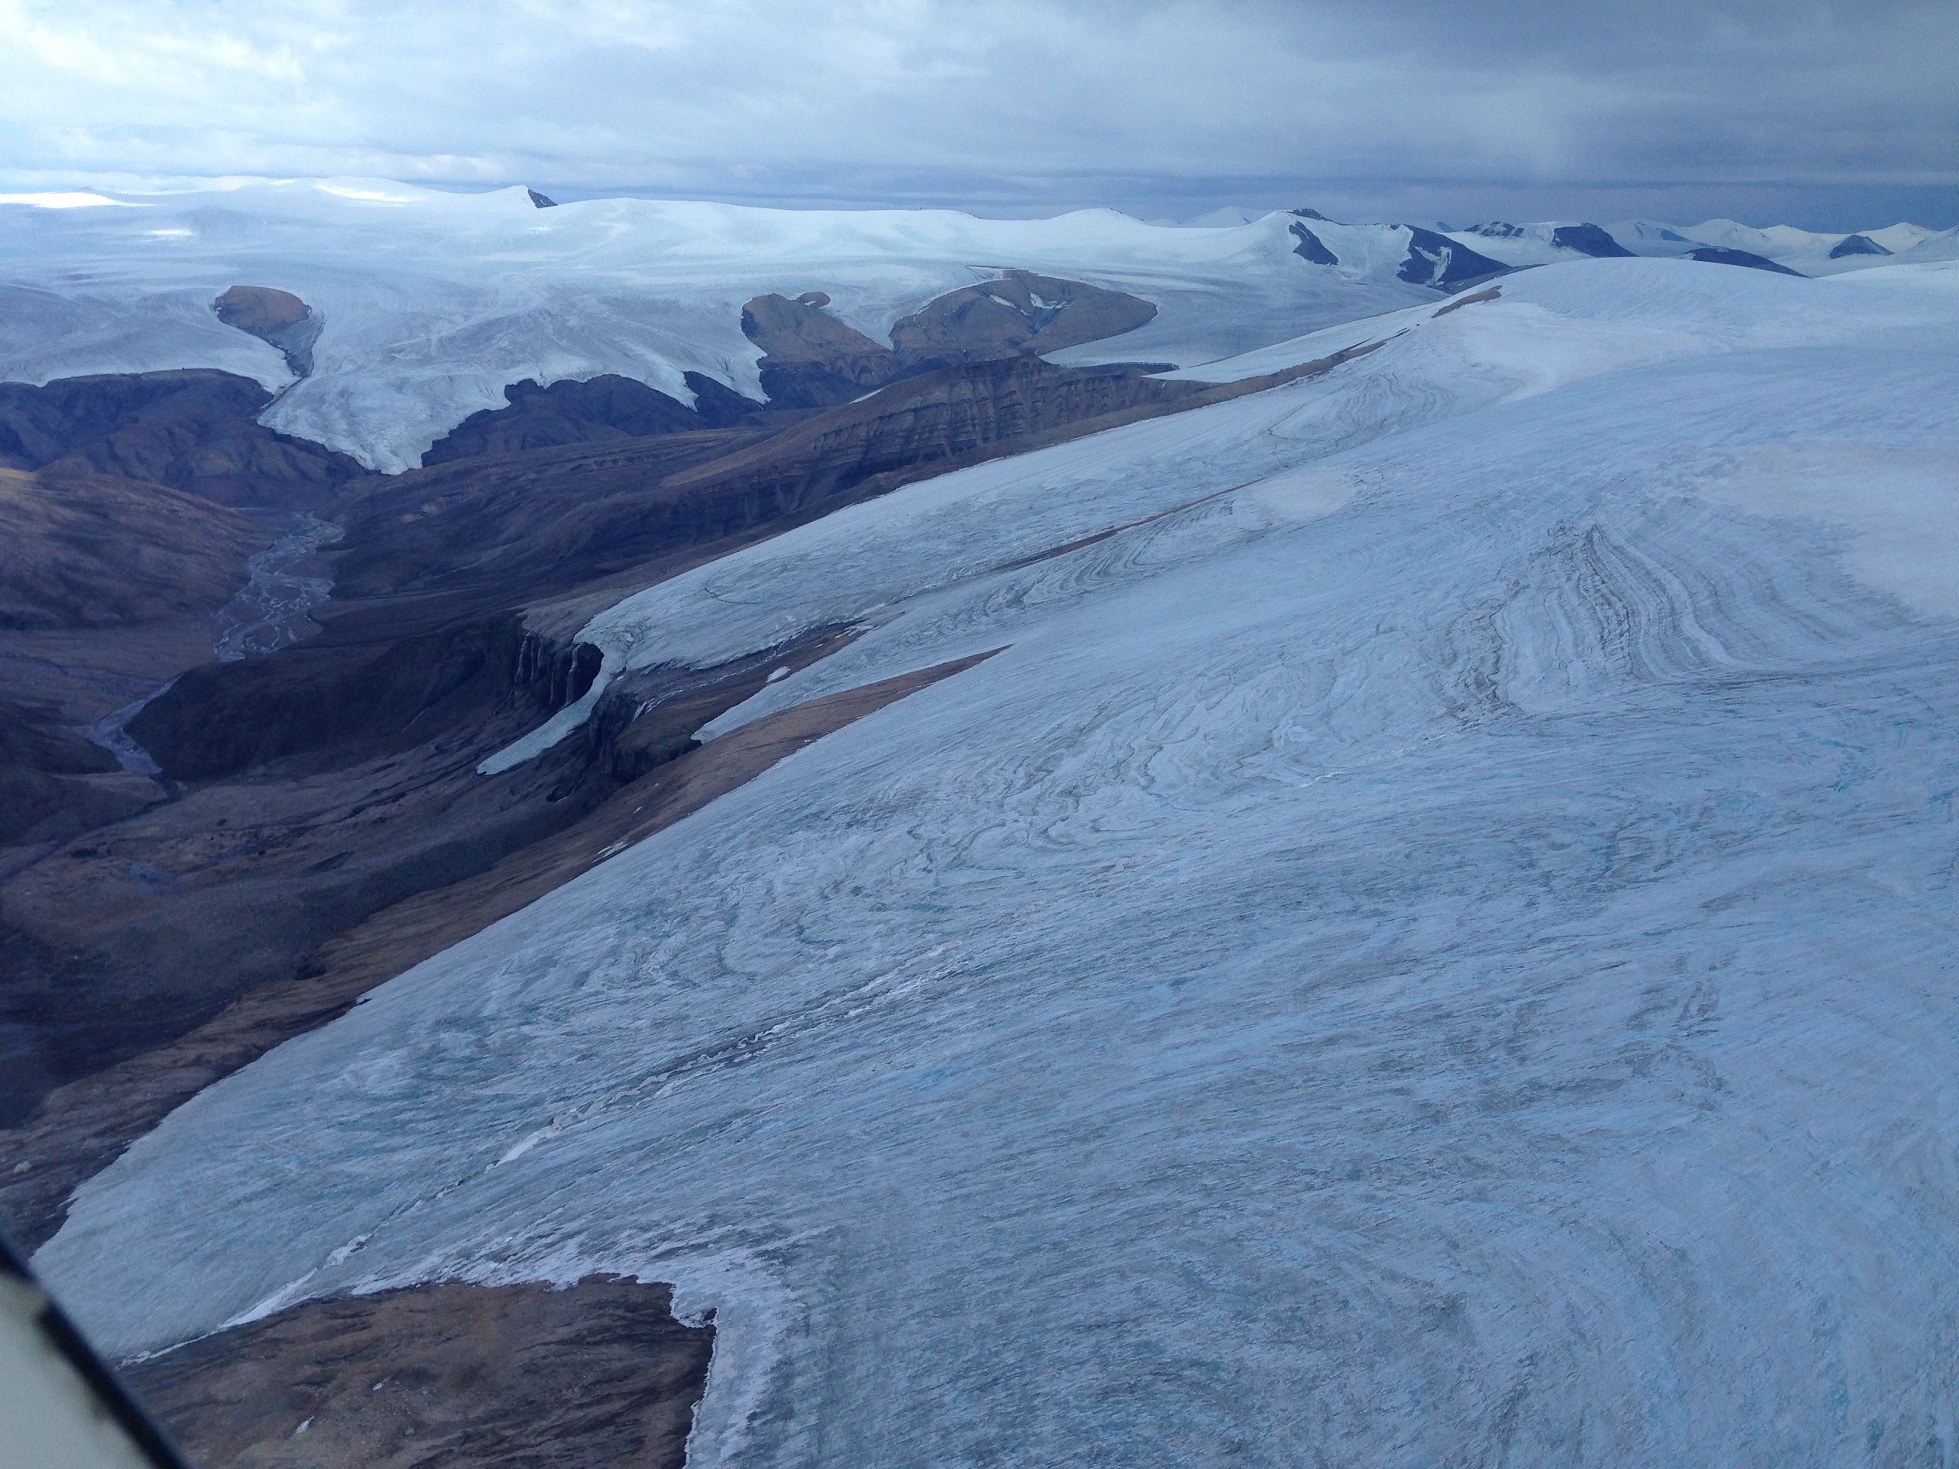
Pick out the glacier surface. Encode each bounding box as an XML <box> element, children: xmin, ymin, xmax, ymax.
<box><xmin>38</xmin><ymin>259</ymin><xmax>1959</xmax><ymax>1467</ymax></box>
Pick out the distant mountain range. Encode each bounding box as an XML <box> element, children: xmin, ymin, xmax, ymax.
<box><xmin>1445</xmin><ymin>214</ymin><xmax>1955</xmax><ymax>276</ymax></box>
<box><xmin>3</xmin><ymin>181</ymin><xmax>1951</xmax><ymax>474</ymax></box>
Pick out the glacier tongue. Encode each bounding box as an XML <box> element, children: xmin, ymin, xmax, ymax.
<box><xmin>35</xmin><ymin>258</ymin><xmax>1959</xmax><ymax>1467</ymax></box>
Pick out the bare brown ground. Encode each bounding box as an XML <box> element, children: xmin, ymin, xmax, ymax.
<box><xmin>211</xmin><ymin>286</ymin><xmax>310</xmax><ymax>338</ymax></box>
<box><xmin>0</xmin><ymin>464</ymin><xmax>262</xmax><ymax>723</ymax></box>
<box><xmin>123</xmin><ymin>1276</ymin><xmax>713</xmax><ymax>1469</ymax></box>
<box><xmin>0</xmin><ymin>617</ymin><xmax>226</xmax><ymax>725</ymax></box>
<box><xmin>1432</xmin><ymin>285</ymin><xmax>1503</xmax><ymax>318</ymax></box>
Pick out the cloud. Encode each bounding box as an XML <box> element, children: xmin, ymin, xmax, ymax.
<box><xmin>0</xmin><ymin>0</ymin><xmax>1952</xmax><ymax>225</ymax></box>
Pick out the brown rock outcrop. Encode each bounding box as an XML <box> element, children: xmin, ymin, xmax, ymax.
<box><xmin>741</xmin><ymin>290</ymin><xmax>900</xmax><ymax>408</ymax></box>
<box><xmin>405</xmin><ymin>271</ymin><xmax>1161</xmax><ymax>461</ymax></box>
<box><xmin>212</xmin><ymin>285</ymin><xmax>322</xmax><ymax>378</ymax></box>
<box><xmin>211</xmin><ymin>286</ymin><xmax>309</xmax><ymax>338</ymax></box>
<box><xmin>740</xmin><ymin>271</ymin><xmax>1161</xmax><ymax>409</ymax></box>
<box><xmin>122</xmin><ymin>1277</ymin><xmax>713</xmax><ymax>1469</ymax></box>
<box><xmin>888</xmin><ymin>268</ymin><xmax>1156</xmax><ymax>362</ymax></box>
<box><xmin>329</xmin><ymin>427</ymin><xmax>772</xmax><ymax>602</ymax></box>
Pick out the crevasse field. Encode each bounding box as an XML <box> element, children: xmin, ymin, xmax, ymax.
<box><xmin>38</xmin><ymin>258</ymin><xmax>1959</xmax><ymax>1466</ymax></box>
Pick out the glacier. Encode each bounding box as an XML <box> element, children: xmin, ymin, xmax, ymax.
<box><xmin>35</xmin><ymin>258</ymin><xmax>1959</xmax><ymax>1467</ymax></box>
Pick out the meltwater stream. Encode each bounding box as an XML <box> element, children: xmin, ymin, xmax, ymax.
<box><xmin>85</xmin><ymin>684</ymin><xmax>175</xmax><ymax>776</ymax></box>
<box><xmin>83</xmin><ymin>513</ymin><xmax>343</xmax><ymax>774</ymax></box>
<box><xmin>211</xmin><ymin>512</ymin><xmax>344</xmax><ymax>662</ymax></box>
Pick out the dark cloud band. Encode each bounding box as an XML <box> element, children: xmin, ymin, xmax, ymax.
<box><xmin>0</xmin><ymin>1</ymin><xmax>1952</xmax><ymax>227</ymax></box>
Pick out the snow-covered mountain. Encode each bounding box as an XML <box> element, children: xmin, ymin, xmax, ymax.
<box><xmin>1449</xmin><ymin>218</ymin><xmax>1636</xmax><ymax>263</ymax></box>
<box><xmin>0</xmin><ymin>182</ymin><xmax>1457</xmax><ymax>472</ymax></box>
<box><xmin>1454</xmin><ymin>214</ymin><xmax>1959</xmax><ymax>276</ymax></box>
<box><xmin>2</xmin><ymin>181</ymin><xmax>1948</xmax><ymax>474</ymax></box>
<box><xmin>1663</xmin><ymin>218</ymin><xmax>1958</xmax><ymax>274</ymax></box>
<box><xmin>37</xmin><ymin>254</ymin><xmax>1959</xmax><ymax>1466</ymax></box>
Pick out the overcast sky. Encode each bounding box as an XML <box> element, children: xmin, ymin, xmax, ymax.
<box><xmin>1</xmin><ymin>0</ymin><xmax>1952</xmax><ymax>228</ymax></box>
